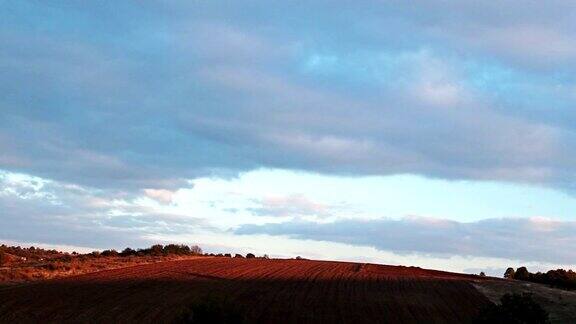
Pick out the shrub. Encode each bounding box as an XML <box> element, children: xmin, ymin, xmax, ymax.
<box><xmin>245</xmin><ymin>253</ymin><xmax>255</xmax><ymax>259</ymax></box>
<box><xmin>120</xmin><ymin>248</ymin><xmax>137</xmax><ymax>256</ymax></box>
<box><xmin>150</xmin><ymin>244</ymin><xmax>165</xmax><ymax>255</ymax></box>
<box><xmin>224</xmin><ymin>253</ymin><xmax>231</xmax><ymax>258</ymax></box>
<box><xmin>234</xmin><ymin>254</ymin><xmax>244</xmax><ymax>258</ymax></box>
<box><xmin>101</xmin><ymin>249</ymin><xmax>119</xmax><ymax>257</ymax></box>
<box><xmin>474</xmin><ymin>293</ymin><xmax>549</xmax><ymax>324</ymax></box>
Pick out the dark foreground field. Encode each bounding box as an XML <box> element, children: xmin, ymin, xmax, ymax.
<box><xmin>0</xmin><ymin>257</ymin><xmax>492</xmax><ymax>323</ymax></box>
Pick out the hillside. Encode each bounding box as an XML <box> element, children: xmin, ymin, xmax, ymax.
<box><xmin>0</xmin><ymin>257</ymin><xmax>492</xmax><ymax>323</ymax></box>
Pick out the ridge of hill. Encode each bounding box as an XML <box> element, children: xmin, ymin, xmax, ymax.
<box><xmin>0</xmin><ymin>257</ymin><xmax>492</xmax><ymax>323</ymax></box>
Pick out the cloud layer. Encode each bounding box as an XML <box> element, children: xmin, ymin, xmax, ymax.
<box><xmin>1</xmin><ymin>1</ymin><xmax>576</xmax><ymax>191</ymax></box>
<box><xmin>0</xmin><ymin>172</ymin><xmax>206</xmax><ymax>249</ymax></box>
<box><xmin>1</xmin><ymin>1</ymin><xmax>576</xmax><ymax>267</ymax></box>
<box><xmin>237</xmin><ymin>216</ymin><xmax>576</xmax><ymax>264</ymax></box>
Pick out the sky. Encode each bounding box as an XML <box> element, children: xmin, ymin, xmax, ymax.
<box><xmin>1</xmin><ymin>1</ymin><xmax>576</xmax><ymax>276</ymax></box>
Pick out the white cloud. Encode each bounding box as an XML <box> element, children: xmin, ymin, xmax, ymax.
<box><xmin>236</xmin><ymin>216</ymin><xmax>576</xmax><ymax>264</ymax></box>
<box><xmin>143</xmin><ymin>188</ymin><xmax>175</xmax><ymax>204</ymax></box>
<box><xmin>249</xmin><ymin>194</ymin><xmax>332</xmax><ymax>218</ymax></box>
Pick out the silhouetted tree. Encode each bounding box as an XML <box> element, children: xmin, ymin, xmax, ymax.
<box><xmin>504</xmin><ymin>267</ymin><xmax>515</xmax><ymax>279</ymax></box>
<box><xmin>515</xmin><ymin>267</ymin><xmax>530</xmax><ymax>281</ymax></box>
<box><xmin>245</xmin><ymin>253</ymin><xmax>255</xmax><ymax>259</ymax></box>
<box><xmin>190</xmin><ymin>245</ymin><xmax>203</xmax><ymax>255</ymax></box>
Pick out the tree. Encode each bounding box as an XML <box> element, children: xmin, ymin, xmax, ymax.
<box><xmin>245</xmin><ymin>253</ymin><xmax>255</xmax><ymax>259</ymax></box>
<box><xmin>474</xmin><ymin>293</ymin><xmax>549</xmax><ymax>324</ymax></box>
<box><xmin>515</xmin><ymin>267</ymin><xmax>530</xmax><ymax>281</ymax></box>
<box><xmin>504</xmin><ymin>267</ymin><xmax>516</xmax><ymax>279</ymax></box>
<box><xmin>190</xmin><ymin>245</ymin><xmax>203</xmax><ymax>255</ymax></box>
<box><xmin>479</xmin><ymin>272</ymin><xmax>486</xmax><ymax>277</ymax></box>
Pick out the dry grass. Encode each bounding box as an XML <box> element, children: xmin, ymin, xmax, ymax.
<box><xmin>0</xmin><ymin>254</ymin><xmax>204</xmax><ymax>284</ymax></box>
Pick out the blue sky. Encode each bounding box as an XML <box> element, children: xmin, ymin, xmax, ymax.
<box><xmin>1</xmin><ymin>1</ymin><xmax>576</xmax><ymax>275</ymax></box>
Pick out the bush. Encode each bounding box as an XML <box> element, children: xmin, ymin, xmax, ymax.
<box><xmin>234</xmin><ymin>254</ymin><xmax>244</xmax><ymax>258</ymax></box>
<box><xmin>245</xmin><ymin>253</ymin><xmax>255</xmax><ymax>259</ymax></box>
<box><xmin>101</xmin><ymin>249</ymin><xmax>119</xmax><ymax>257</ymax></box>
<box><xmin>150</xmin><ymin>244</ymin><xmax>164</xmax><ymax>255</ymax></box>
<box><xmin>120</xmin><ymin>247</ymin><xmax>137</xmax><ymax>256</ymax></box>
<box><xmin>474</xmin><ymin>293</ymin><xmax>549</xmax><ymax>324</ymax></box>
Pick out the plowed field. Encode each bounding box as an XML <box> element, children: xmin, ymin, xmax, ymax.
<box><xmin>0</xmin><ymin>257</ymin><xmax>491</xmax><ymax>323</ymax></box>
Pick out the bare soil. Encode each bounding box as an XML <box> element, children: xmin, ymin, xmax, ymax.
<box><xmin>0</xmin><ymin>257</ymin><xmax>491</xmax><ymax>324</ymax></box>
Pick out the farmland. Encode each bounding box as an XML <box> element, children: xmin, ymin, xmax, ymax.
<box><xmin>0</xmin><ymin>257</ymin><xmax>492</xmax><ymax>323</ymax></box>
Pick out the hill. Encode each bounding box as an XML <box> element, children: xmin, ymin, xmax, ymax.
<box><xmin>0</xmin><ymin>257</ymin><xmax>492</xmax><ymax>323</ymax></box>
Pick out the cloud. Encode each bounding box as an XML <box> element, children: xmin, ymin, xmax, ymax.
<box><xmin>143</xmin><ymin>189</ymin><xmax>176</xmax><ymax>204</ymax></box>
<box><xmin>0</xmin><ymin>171</ymin><xmax>206</xmax><ymax>249</ymax></box>
<box><xmin>0</xmin><ymin>1</ymin><xmax>576</xmax><ymax>194</ymax></box>
<box><xmin>248</xmin><ymin>194</ymin><xmax>333</xmax><ymax>218</ymax></box>
<box><xmin>3</xmin><ymin>1</ymin><xmax>576</xmax><ymax>270</ymax></box>
<box><xmin>235</xmin><ymin>216</ymin><xmax>576</xmax><ymax>264</ymax></box>
<box><xmin>1</xmin><ymin>1</ymin><xmax>576</xmax><ymax>193</ymax></box>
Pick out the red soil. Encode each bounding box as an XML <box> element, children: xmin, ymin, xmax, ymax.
<box><xmin>0</xmin><ymin>257</ymin><xmax>491</xmax><ymax>323</ymax></box>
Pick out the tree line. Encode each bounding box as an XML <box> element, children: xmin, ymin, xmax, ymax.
<box><xmin>504</xmin><ymin>266</ymin><xmax>576</xmax><ymax>290</ymax></box>
<box><xmin>100</xmin><ymin>244</ymin><xmax>203</xmax><ymax>257</ymax></box>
